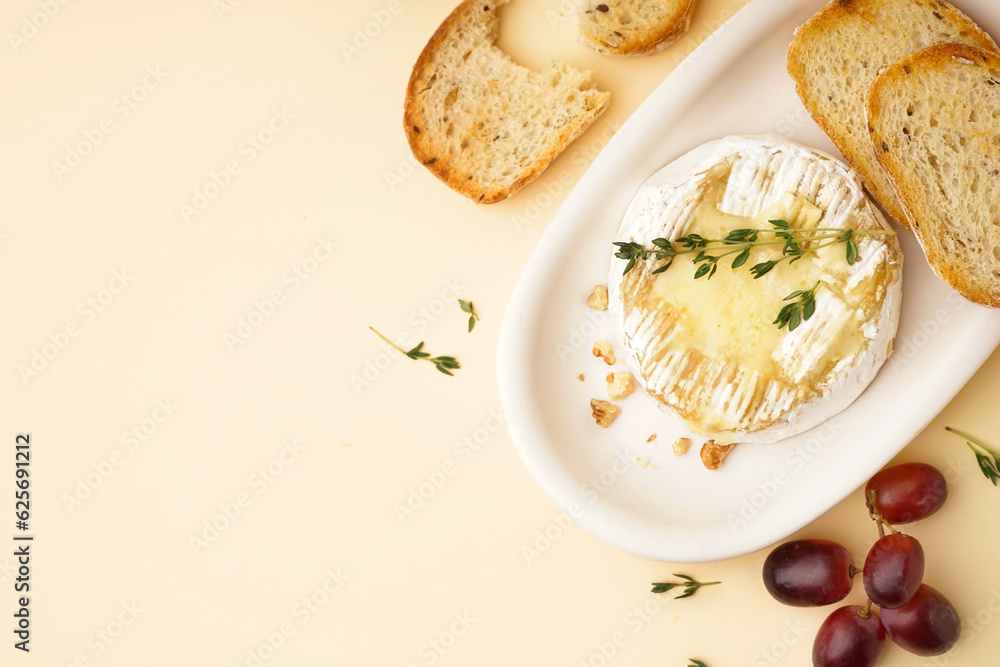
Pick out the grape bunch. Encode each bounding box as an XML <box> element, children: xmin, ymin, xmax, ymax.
<box><xmin>762</xmin><ymin>462</ymin><xmax>960</xmax><ymax>666</ymax></box>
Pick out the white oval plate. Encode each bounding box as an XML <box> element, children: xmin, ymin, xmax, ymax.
<box><xmin>497</xmin><ymin>0</ymin><xmax>1000</xmax><ymax>563</ymax></box>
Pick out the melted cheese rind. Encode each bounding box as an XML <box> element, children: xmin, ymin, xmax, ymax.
<box><xmin>608</xmin><ymin>136</ymin><xmax>903</xmax><ymax>444</ymax></box>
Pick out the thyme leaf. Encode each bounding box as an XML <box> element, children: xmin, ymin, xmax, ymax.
<box><xmin>651</xmin><ymin>573</ymin><xmax>721</xmax><ymax>599</ymax></box>
<box><xmin>774</xmin><ymin>282</ymin><xmax>819</xmax><ymax>332</ymax></box>
<box><xmin>946</xmin><ymin>427</ymin><xmax>1000</xmax><ymax>485</ymax></box>
<box><xmin>458</xmin><ymin>299</ymin><xmax>479</xmax><ymax>332</ymax></box>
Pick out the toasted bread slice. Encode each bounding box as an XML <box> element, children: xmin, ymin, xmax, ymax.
<box><xmin>787</xmin><ymin>0</ymin><xmax>998</xmax><ymax>229</ymax></box>
<box><xmin>578</xmin><ymin>0</ymin><xmax>697</xmax><ymax>57</ymax></box>
<box><xmin>866</xmin><ymin>43</ymin><xmax>1000</xmax><ymax>308</ymax></box>
<box><xmin>403</xmin><ymin>0</ymin><xmax>610</xmax><ymax>204</ymax></box>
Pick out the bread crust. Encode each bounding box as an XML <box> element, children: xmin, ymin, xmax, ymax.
<box><xmin>578</xmin><ymin>0</ymin><xmax>698</xmax><ymax>57</ymax></box>
<box><xmin>866</xmin><ymin>43</ymin><xmax>1000</xmax><ymax>308</ymax></box>
<box><xmin>403</xmin><ymin>1</ymin><xmax>487</xmax><ymax>202</ymax></box>
<box><xmin>403</xmin><ymin>0</ymin><xmax>610</xmax><ymax>204</ymax></box>
<box><xmin>786</xmin><ymin>0</ymin><xmax>999</xmax><ymax>230</ymax></box>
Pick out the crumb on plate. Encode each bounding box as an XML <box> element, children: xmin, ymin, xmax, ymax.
<box><xmin>593</xmin><ymin>341</ymin><xmax>616</xmax><ymax>365</ymax></box>
<box><xmin>590</xmin><ymin>399</ymin><xmax>620</xmax><ymax>428</ymax></box>
<box><xmin>605</xmin><ymin>371</ymin><xmax>634</xmax><ymax>400</ymax></box>
<box><xmin>700</xmin><ymin>439</ymin><xmax>735</xmax><ymax>470</ymax></box>
<box><xmin>587</xmin><ymin>285</ymin><xmax>609</xmax><ymax>310</ymax></box>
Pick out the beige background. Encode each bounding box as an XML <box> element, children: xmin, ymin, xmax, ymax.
<box><xmin>2</xmin><ymin>0</ymin><xmax>999</xmax><ymax>665</ymax></box>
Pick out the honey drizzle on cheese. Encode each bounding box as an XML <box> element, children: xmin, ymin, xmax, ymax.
<box><xmin>621</xmin><ymin>184</ymin><xmax>877</xmax><ymax>437</ymax></box>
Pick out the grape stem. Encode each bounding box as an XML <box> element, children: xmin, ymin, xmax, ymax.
<box><xmin>857</xmin><ymin>599</ymin><xmax>874</xmax><ymax>620</ymax></box>
<box><xmin>865</xmin><ymin>489</ymin><xmax>899</xmax><ymax>536</ymax></box>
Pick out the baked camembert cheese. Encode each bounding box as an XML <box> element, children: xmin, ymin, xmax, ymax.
<box><xmin>608</xmin><ymin>136</ymin><xmax>903</xmax><ymax>444</ymax></box>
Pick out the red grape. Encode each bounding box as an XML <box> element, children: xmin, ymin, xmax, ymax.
<box><xmin>763</xmin><ymin>539</ymin><xmax>855</xmax><ymax>607</ymax></box>
<box><xmin>812</xmin><ymin>605</ymin><xmax>886</xmax><ymax>667</ymax></box>
<box><xmin>863</xmin><ymin>533</ymin><xmax>925</xmax><ymax>609</ymax></box>
<box><xmin>866</xmin><ymin>463</ymin><xmax>947</xmax><ymax>524</ymax></box>
<box><xmin>881</xmin><ymin>584</ymin><xmax>961</xmax><ymax>656</ymax></box>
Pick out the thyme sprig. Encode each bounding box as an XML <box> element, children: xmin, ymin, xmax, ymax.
<box><xmin>614</xmin><ymin>220</ymin><xmax>894</xmax><ymax>330</ymax></box>
<box><xmin>613</xmin><ymin>221</ymin><xmax>883</xmax><ymax>278</ymax></box>
<box><xmin>369</xmin><ymin>327</ymin><xmax>460</xmax><ymax>376</ymax></box>
<box><xmin>774</xmin><ymin>282</ymin><xmax>819</xmax><ymax>332</ymax></box>
<box><xmin>651</xmin><ymin>574</ymin><xmax>721</xmax><ymax>599</ymax></box>
<box><xmin>688</xmin><ymin>660</ymin><xmax>708</xmax><ymax>667</ymax></box>
<box><xmin>946</xmin><ymin>426</ymin><xmax>1000</xmax><ymax>485</ymax></box>
<box><xmin>458</xmin><ymin>299</ymin><xmax>479</xmax><ymax>333</ymax></box>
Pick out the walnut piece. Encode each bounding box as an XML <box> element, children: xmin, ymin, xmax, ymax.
<box><xmin>700</xmin><ymin>440</ymin><xmax>735</xmax><ymax>470</ymax></box>
<box><xmin>673</xmin><ymin>437</ymin><xmax>691</xmax><ymax>456</ymax></box>
<box><xmin>590</xmin><ymin>399</ymin><xmax>620</xmax><ymax>428</ymax></box>
<box><xmin>592</xmin><ymin>341</ymin><xmax>616</xmax><ymax>365</ymax></box>
<box><xmin>605</xmin><ymin>372</ymin><xmax>634</xmax><ymax>400</ymax></box>
<box><xmin>587</xmin><ymin>285</ymin><xmax>609</xmax><ymax>310</ymax></box>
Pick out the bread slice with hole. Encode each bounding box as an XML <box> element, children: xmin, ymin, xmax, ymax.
<box><xmin>577</xmin><ymin>0</ymin><xmax>697</xmax><ymax>57</ymax></box>
<box><xmin>403</xmin><ymin>0</ymin><xmax>611</xmax><ymax>204</ymax></box>
<box><xmin>787</xmin><ymin>0</ymin><xmax>998</xmax><ymax>229</ymax></box>
<box><xmin>866</xmin><ymin>43</ymin><xmax>1000</xmax><ymax>308</ymax></box>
